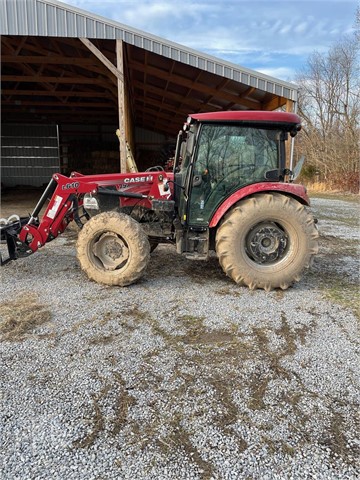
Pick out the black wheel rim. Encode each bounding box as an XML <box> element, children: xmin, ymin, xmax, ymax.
<box><xmin>245</xmin><ymin>222</ymin><xmax>288</xmax><ymax>264</ymax></box>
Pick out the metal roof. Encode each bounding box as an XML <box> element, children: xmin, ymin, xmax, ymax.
<box><xmin>0</xmin><ymin>0</ymin><xmax>298</xmax><ymax>103</ymax></box>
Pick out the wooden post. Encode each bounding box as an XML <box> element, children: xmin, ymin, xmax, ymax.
<box><xmin>79</xmin><ymin>38</ymin><xmax>131</xmax><ymax>173</ymax></box>
<box><xmin>116</xmin><ymin>40</ymin><xmax>127</xmax><ymax>173</ymax></box>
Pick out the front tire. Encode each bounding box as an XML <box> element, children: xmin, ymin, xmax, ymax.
<box><xmin>76</xmin><ymin>212</ymin><xmax>150</xmax><ymax>286</ymax></box>
<box><xmin>215</xmin><ymin>193</ymin><xmax>319</xmax><ymax>291</ymax></box>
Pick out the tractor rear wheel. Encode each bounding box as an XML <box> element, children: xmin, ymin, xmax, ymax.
<box><xmin>76</xmin><ymin>211</ymin><xmax>150</xmax><ymax>286</ymax></box>
<box><xmin>215</xmin><ymin>193</ymin><xmax>319</xmax><ymax>291</ymax></box>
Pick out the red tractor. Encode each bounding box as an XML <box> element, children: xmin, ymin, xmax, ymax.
<box><xmin>0</xmin><ymin>111</ymin><xmax>318</xmax><ymax>291</ymax></box>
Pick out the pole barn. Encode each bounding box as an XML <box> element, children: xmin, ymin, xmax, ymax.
<box><xmin>1</xmin><ymin>0</ymin><xmax>298</xmax><ymax>186</ymax></box>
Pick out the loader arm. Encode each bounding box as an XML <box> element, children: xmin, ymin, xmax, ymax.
<box><xmin>0</xmin><ymin>171</ymin><xmax>171</xmax><ymax>265</ymax></box>
<box><xmin>1</xmin><ymin>176</ymin><xmax>84</xmax><ymax>264</ymax></box>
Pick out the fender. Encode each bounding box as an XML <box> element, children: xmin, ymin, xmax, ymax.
<box><xmin>209</xmin><ymin>182</ymin><xmax>310</xmax><ymax>228</ymax></box>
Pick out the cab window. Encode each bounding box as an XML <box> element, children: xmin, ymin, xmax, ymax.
<box><xmin>189</xmin><ymin>124</ymin><xmax>280</xmax><ymax>225</ymax></box>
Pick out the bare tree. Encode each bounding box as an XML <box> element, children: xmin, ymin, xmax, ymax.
<box><xmin>295</xmin><ymin>35</ymin><xmax>360</xmax><ymax>192</ymax></box>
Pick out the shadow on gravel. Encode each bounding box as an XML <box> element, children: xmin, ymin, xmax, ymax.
<box><xmin>146</xmin><ymin>245</ymin><xmax>225</xmax><ymax>284</ymax></box>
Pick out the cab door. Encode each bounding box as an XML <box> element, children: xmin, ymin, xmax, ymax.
<box><xmin>175</xmin><ymin>128</ymin><xmax>197</xmax><ymax>225</ymax></box>
<box><xmin>187</xmin><ymin>124</ymin><xmax>280</xmax><ymax>226</ymax></box>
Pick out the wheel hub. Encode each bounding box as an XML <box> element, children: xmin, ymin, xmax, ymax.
<box><xmin>92</xmin><ymin>232</ymin><xmax>129</xmax><ymax>270</ymax></box>
<box><xmin>246</xmin><ymin>222</ymin><xmax>287</xmax><ymax>264</ymax></box>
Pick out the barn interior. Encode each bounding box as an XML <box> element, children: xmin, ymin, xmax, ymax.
<box><xmin>1</xmin><ymin>0</ymin><xmax>297</xmax><ymax>188</ymax></box>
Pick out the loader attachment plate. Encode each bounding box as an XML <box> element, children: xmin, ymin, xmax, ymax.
<box><xmin>0</xmin><ymin>215</ymin><xmax>34</xmax><ymax>265</ymax></box>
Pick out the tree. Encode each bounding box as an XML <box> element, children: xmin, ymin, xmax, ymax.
<box><xmin>295</xmin><ymin>35</ymin><xmax>360</xmax><ymax>192</ymax></box>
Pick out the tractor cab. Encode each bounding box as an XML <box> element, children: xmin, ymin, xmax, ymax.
<box><xmin>173</xmin><ymin>111</ymin><xmax>302</xmax><ymax>257</ymax></box>
<box><xmin>174</xmin><ymin>111</ymin><xmax>302</xmax><ymax>228</ymax></box>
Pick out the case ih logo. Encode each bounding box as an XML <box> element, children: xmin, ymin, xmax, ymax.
<box><xmin>62</xmin><ymin>182</ymin><xmax>80</xmax><ymax>190</ymax></box>
<box><xmin>123</xmin><ymin>175</ymin><xmax>153</xmax><ymax>183</ymax></box>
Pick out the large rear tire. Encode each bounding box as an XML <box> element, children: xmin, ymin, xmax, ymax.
<box><xmin>215</xmin><ymin>193</ymin><xmax>319</xmax><ymax>291</ymax></box>
<box><xmin>76</xmin><ymin>211</ymin><xmax>150</xmax><ymax>286</ymax></box>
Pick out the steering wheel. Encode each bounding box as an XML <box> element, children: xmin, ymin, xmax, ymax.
<box><xmin>145</xmin><ymin>166</ymin><xmax>164</xmax><ymax>172</ymax></box>
<box><xmin>208</xmin><ymin>164</ymin><xmax>258</xmax><ymax>190</ymax></box>
<box><xmin>222</xmin><ymin>164</ymin><xmax>257</xmax><ymax>177</ymax></box>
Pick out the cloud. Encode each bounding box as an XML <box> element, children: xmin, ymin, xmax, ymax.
<box><xmin>62</xmin><ymin>0</ymin><xmax>358</xmax><ymax>80</ymax></box>
<box><xmin>256</xmin><ymin>67</ymin><xmax>296</xmax><ymax>82</ymax></box>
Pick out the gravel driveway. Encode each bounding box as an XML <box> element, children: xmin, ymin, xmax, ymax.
<box><xmin>0</xmin><ymin>192</ymin><xmax>359</xmax><ymax>480</ymax></box>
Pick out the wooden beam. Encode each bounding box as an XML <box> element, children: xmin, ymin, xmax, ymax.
<box><xmin>127</xmin><ymin>60</ymin><xmax>261</xmax><ymax>110</ymax></box>
<box><xmin>285</xmin><ymin>99</ymin><xmax>295</xmax><ymax>113</ymax></box>
<box><xmin>73</xmin><ymin>38</ymin><xmax>128</xmax><ymax>165</ymax></box>
<box><xmin>1</xmin><ymin>99</ymin><xmax>114</xmax><ymax>108</ymax></box>
<box><xmin>116</xmin><ymin>40</ymin><xmax>127</xmax><ymax>173</ymax></box>
<box><xmin>1</xmin><ymin>107</ymin><xmax>117</xmax><ymax>117</ymax></box>
<box><xmin>133</xmin><ymin>75</ymin><xmax>227</xmax><ymax>115</ymax></box>
<box><xmin>137</xmin><ymin>113</ymin><xmax>180</xmax><ymax>132</ymax></box>
<box><xmin>1</xmin><ymin>75</ymin><xmax>109</xmax><ymax>85</ymax></box>
<box><xmin>134</xmin><ymin>96</ymin><xmax>190</xmax><ymax>118</ymax></box>
<box><xmin>2</xmin><ymin>89</ymin><xmax>112</xmax><ymax>98</ymax></box>
<box><xmin>203</xmin><ymin>78</ymin><xmax>229</xmax><ymax>105</ymax></box>
<box><xmin>140</xmin><ymin>119</ymin><xmax>182</xmax><ymax>134</ymax></box>
<box><xmin>79</xmin><ymin>38</ymin><xmax>123</xmax><ymax>83</ymax></box>
<box><xmin>2</xmin><ymin>55</ymin><xmax>97</xmax><ymax>65</ymax></box>
<box><xmin>262</xmin><ymin>95</ymin><xmax>287</xmax><ymax>111</ymax></box>
<box><xmin>136</xmin><ymin>104</ymin><xmax>183</xmax><ymax>124</ymax></box>
<box><xmin>132</xmin><ymin>80</ymin><xmax>213</xmax><ymax>113</ymax></box>
<box><xmin>1</xmin><ymin>38</ymin><xmax>70</xmax><ymax>103</ymax></box>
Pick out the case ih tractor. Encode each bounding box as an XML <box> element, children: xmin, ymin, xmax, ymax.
<box><xmin>0</xmin><ymin>111</ymin><xmax>319</xmax><ymax>291</ymax></box>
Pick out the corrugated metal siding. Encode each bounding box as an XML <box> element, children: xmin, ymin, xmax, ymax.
<box><xmin>0</xmin><ymin>0</ymin><xmax>298</xmax><ymax>102</ymax></box>
<box><xmin>1</xmin><ymin>124</ymin><xmax>60</xmax><ymax>187</ymax></box>
<box><xmin>135</xmin><ymin>127</ymin><xmax>168</xmax><ymax>151</ymax></box>
<box><xmin>135</xmin><ymin>127</ymin><xmax>175</xmax><ymax>170</ymax></box>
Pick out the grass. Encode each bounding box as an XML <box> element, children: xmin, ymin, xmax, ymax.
<box><xmin>311</xmin><ymin>233</ymin><xmax>360</xmax><ymax>319</ymax></box>
<box><xmin>315</xmin><ymin>213</ymin><xmax>360</xmax><ymax>228</ymax></box>
<box><xmin>0</xmin><ymin>293</ymin><xmax>51</xmax><ymax>341</ymax></box>
<box><xmin>309</xmin><ymin>190</ymin><xmax>360</xmax><ymax>204</ymax></box>
<box><xmin>319</xmin><ymin>236</ymin><xmax>359</xmax><ymax>256</ymax></box>
<box><xmin>325</xmin><ymin>281</ymin><xmax>360</xmax><ymax>320</ymax></box>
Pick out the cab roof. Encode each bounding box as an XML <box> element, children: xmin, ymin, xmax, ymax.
<box><xmin>189</xmin><ymin>111</ymin><xmax>301</xmax><ymax>126</ymax></box>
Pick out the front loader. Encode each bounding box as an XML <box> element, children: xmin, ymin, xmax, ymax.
<box><xmin>0</xmin><ymin>111</ymin><xmax>319</xmax><ymax>291</ymax></box>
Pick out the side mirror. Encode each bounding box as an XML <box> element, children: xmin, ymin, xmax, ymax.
<box><xmin>264</xmin><ymin>169</ymin><xmax>280</xmax><ymax>181</ymax></box>
<box><xmin>291</xmin><ymin>155</ymin><xmax>305</xmax><ymax>181</ymax></box>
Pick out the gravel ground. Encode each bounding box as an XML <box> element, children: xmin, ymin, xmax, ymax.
<box><xmin>0</xmin><ymin>192</ymin><xmax>359</xmax><ymax>480</ymax></box>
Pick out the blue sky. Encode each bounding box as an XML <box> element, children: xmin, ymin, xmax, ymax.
<box><xmin>63</xmin><ymin>0</ymin><xmax>358</xmax><ymax>81</ymax></box>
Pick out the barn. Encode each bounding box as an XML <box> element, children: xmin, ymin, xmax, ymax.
<box><xmin>0</xmin><ymin>0</ymin><xmax>298</xmax><ymax>187</ymax></box>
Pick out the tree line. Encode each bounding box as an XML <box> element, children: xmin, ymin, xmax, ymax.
<box><xmin>294</xmin><ymin>7</ymin><xmax>359</xmax><ymax>193</ymax></box>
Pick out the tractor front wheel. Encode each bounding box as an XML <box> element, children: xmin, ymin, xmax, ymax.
<box><xmin>215</xmin><ymin>193</ymin><xmax>319</xmax><ymax>291</ymax></box>
<box><xmin>76</xmin><ymin>211</ymin><xmax>150</xmax><ymax>286</ymax></box>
